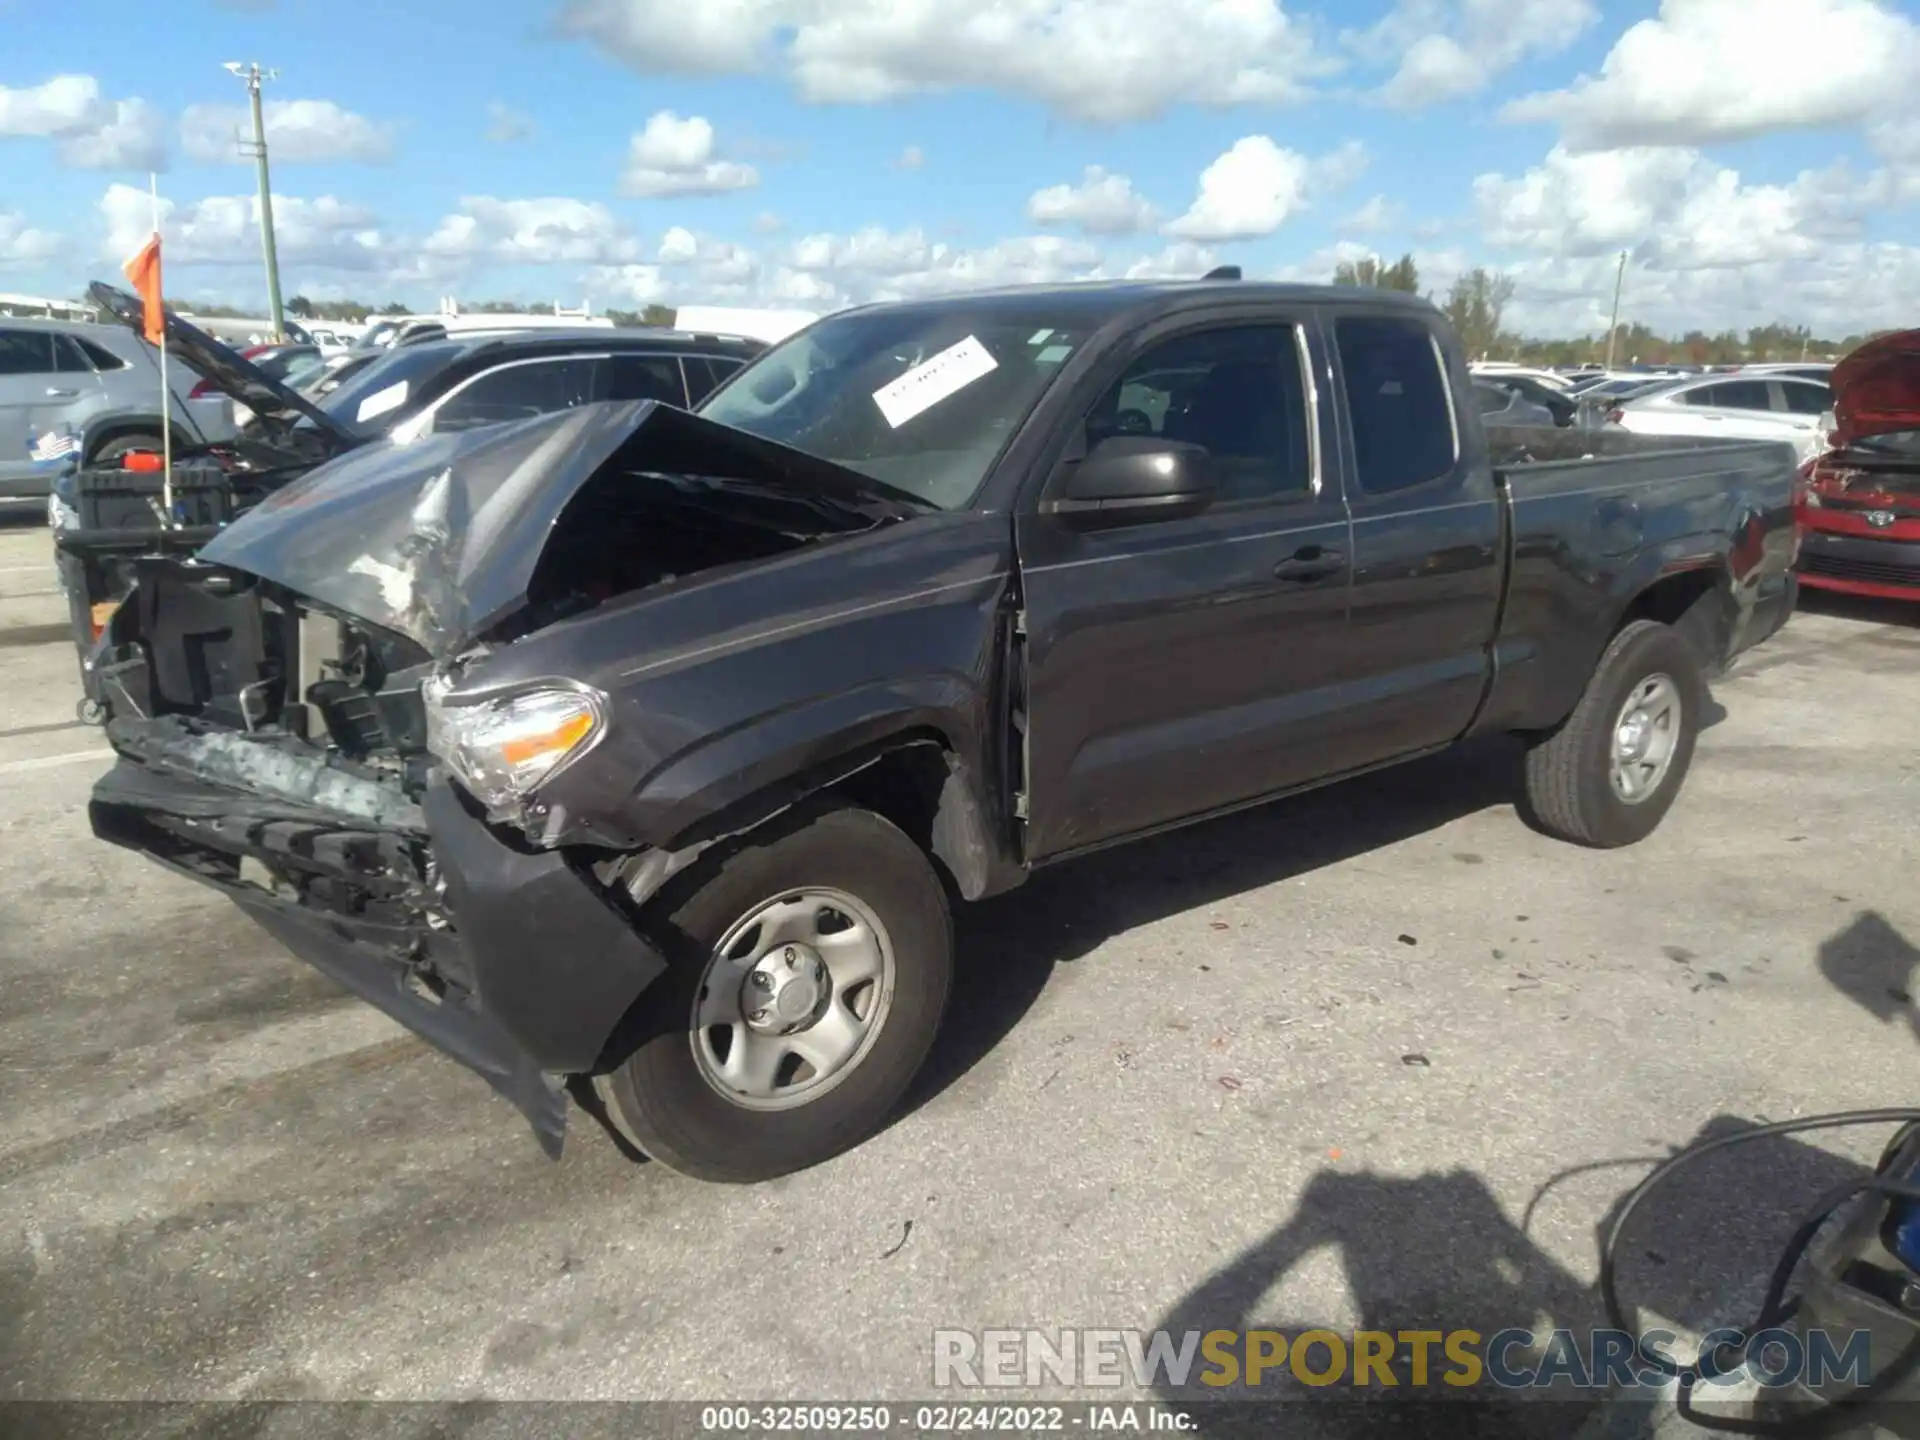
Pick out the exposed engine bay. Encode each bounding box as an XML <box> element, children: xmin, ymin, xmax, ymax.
<box><xmin>1802</xmin><ymin>442</ymin><xmax>1920</xmax><ymax>530</ymax></box>
<box><xmin>97</xmin><ymin>463</ymin><xmax>867</xmax><ymax>761</ymax></box>
<box><xmin>88</xmin><ymin>461</ymin><xmax>880</xmax><ymax>1014</ymax></box>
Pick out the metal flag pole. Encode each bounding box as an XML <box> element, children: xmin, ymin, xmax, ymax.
<box><xmin>151</xmin><ymin>174</ymin><xmax>174</xmax><ymax>527</ymax></box>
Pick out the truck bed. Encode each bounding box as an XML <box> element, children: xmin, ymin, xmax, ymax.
<box><xmin>1473</xmin><ymin>427</ymin><xmax>1800</xmax><ymax>734</ymax></box>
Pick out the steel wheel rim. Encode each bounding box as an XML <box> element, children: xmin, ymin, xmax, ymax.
<box><xmin>1610</xmin><ymin>673</ymin><xmax>1682</xmax><ymax>806</ymax></box>
<box><xmin>689</xmin><ymin>887</ymin><xmax>897</xmax><ymax>1112</ymax></box>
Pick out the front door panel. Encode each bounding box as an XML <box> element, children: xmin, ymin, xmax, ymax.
<box><xmin>1017</xmin><ymin>318</ymin><xmax>1353</xmax><ymax>859</ymax></box>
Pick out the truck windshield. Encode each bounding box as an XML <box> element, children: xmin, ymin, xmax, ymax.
<box><xmin>697</xmin><ymin>307</ymin><xmax>1088</xmax><ymax>509</ymax></box>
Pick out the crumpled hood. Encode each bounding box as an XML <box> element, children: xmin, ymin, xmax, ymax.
<box><xmin>1831</xmin><ymin>329</ymin><xmax>1920</xmax><ymax>448</ymax></box>
<box><xmin>197</xmin><ymin>399</ymin><xmax>919</xmax><ymax>658</ymax></box>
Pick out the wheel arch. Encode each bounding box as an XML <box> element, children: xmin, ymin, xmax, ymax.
<box><xmin>1505</xmin><ymin>545</ymin><xmax>1734</xmax><ymax>736</ymax></box>
<box><xmin>79</xmin><ymin>413</ymin><xmax>166</xmax><ymax>463</ymax></box>
<box><xmin>1614</xmin><ymin>561</ymin><xmax>1730</xmax><ymax>671</ymax></box>
<box><xmin>607</xmin><ymin>721</ymin><xmax>1025</xmax><ymax>922</ymax></box>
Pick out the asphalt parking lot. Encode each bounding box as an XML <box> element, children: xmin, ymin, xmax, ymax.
<box><xmin>2</xmin><ymin>507</ymin><xmax>1918</xmax><ymax>1434</ymax></box>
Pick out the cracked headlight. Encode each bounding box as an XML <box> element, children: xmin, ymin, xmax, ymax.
<box><xmin>424</xmin><ymin>680</ymin><xmax>607</xmax><ymax>820</ymax></box>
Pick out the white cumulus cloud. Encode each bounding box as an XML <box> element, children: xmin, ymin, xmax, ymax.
<box><xmin>1474</xmin><ymin>145</ymin><xmax>1869</xmax><ymax>270</ymax></box>
<box><xmin>559</xmin><ymin>0</ymin><xmax>1330</xmax><ymax>124</ymax></box>
<box><xmin>0</xmin><ymin>75</ymin><xmax>168</xmax><ymax>169</ymax></box>
<box><xmin>1502</xmin><ymin>0</ymin><xmax>1920</xmax><ymax>149</ymax></box>
<box><xmin>1122</xmin><ymin>242</ymin><xmax>1222</xmax><ymax>279</ymax></box>
<box><xmin>620</xmin><ymin>111</ymin><xmax>759</xmax><ymax>197</ymax></box>
<box><xmin>1347</xmin><ymin>0</ymin><xmax>1599</xmax><ymax>108</ymax></box>
<box><xmin>180</xmin><ymin>99</ymin><xmax>398</xmax><ymax>164</ymax></box>
<box><xmin>1164</xmin><ymin>137</ymin><xmax>1364</xmax><ymax>243</ymax></box>
<box><xmin>1340</xmin><ymin>195</ymin><xmax>1402</xmax><ymax>233</ymax></box>
<box><xmin>0</xmin><ymin>211</ymin><xmax>65</xmax><ymax>266</ymax></box>
<box><xmin>422</xmin><ymin>197</ymin><xmax>642</xmax><ymax>265</ymax></box>
<box><xmin>1026</xmin><ymin>167</ymin><xmax>1160</xmax><ymax>236</ymax></box>
<box><xmin>99</xmin><ymin>182</ymin><xmax>390</xmax><ymax>270</ymax></box>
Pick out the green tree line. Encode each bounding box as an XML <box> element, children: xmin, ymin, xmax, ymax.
<box><xmin>177</xmin><ymin>272</ymin><xmax>1886</xmax><ymax>365</ymax></box>
<box><xmin>273</xmin><ymin>296</ymin><xmax>680</xmax><ymax>328</ymax></box>
<box><xmin>1330</xmin><ymin>254</ymin><xmax>1886</xmax><ymax>364</ymax></box>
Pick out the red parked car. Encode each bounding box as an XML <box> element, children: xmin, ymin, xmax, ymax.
<box><xmin>1796</xmin><ymin>329</ymin><xmax>1920</xmax><ymax>600</ymax></box>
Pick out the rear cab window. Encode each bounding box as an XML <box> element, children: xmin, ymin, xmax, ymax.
<box><xmin>1333</xmin><ymin>315</ymin><xmax>1460</xmax><ymax>495</ymax></box>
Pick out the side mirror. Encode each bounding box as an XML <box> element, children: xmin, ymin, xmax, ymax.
<box><xmin>1041</xmin><ymin>435</ymin><xmax>1218</xmax><ymax>526</ymax></box>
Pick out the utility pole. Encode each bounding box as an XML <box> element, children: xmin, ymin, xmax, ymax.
<box><xmin>224</xmin><ymin>62</ymin><xmax>286</xmax><ymax>340</ymax></box>
<box><xmin>1603</xmin><ymin>249</ymin><xmax>1628</xmax><ymax>371</ymax></box>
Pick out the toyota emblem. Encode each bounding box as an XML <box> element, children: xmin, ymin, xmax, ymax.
<box><xmin>1865</xmin><ymin>509</ymin><xmax>1897</xmax><ymax>528</ymax></box>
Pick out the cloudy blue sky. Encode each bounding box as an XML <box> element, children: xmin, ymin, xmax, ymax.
<box><xmin>1</xmin><ymin>0</ymin><xmax>1916</xmax><ymax>336</ymax></box>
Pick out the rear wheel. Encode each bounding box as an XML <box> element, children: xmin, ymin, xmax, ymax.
<box><xmin>89</xmin><ymin>432</ymin><xmax>162</xmax><ymax>466</ymax></box>
<box><xmin>598</xmin><ymin>804</ymin><xmax>952</xmax><ymax>1182</ymax></box>
<box><xmin>1521</xmin><ymin>618</ymin><xmax>1704</xmax><ymax>848</ymax></box>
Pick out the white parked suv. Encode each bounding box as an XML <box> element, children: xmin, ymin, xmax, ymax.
<box><xmin>1602</xmin><ymin>372</ymin><xmax>1835</xmax><ymax>459</ymax></box>
<box><xmin>0</xmin><ymin>317</ymin><xmax>236</xmax><ymax>500</ymax></box>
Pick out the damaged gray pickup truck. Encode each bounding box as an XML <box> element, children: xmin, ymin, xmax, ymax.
<box><xmin>88</xmin><ymin>278</ymin><xmax>1801</xmax><ymax>1181</ymax></box>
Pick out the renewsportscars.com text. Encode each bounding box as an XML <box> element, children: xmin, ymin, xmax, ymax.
<box><xmin>932</xmin><ymin>1327</ymin><xmax>1872</xmax><ymax>1391</ymax></box>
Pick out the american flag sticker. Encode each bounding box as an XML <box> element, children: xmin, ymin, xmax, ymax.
<box><xmin>28</xmin><ymin>430</ymin><xmax>80</xmax><ymax>465</ymax></box>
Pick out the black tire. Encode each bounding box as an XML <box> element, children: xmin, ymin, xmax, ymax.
<box><xmin>89</xmin><ymin>432</ymin><xmax>162</xmax><ymax>465</ymax></box>
<box><xmin>1521</xmin><ymin>619</ymin><xmax>1704</xmax><ymax>848</ymax></box>
<box><xmin>598</xmin><ymin>804</ymin><xmax>953</xmax><ymax>1182</ymax></box>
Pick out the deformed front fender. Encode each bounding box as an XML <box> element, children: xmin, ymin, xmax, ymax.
<box><xmin>591</xmin><ymin>678</ymin><xmax>1024</xmax><ymax>907</ymax></box>
<box><xmin>631</xmin><ymin>674</ymin><xmax>984</xmax><ymax>848</ymax></box>
<box><xmin>463</xmin><ymin>508</ymin><xmax>1023</xmax><ymax>899</ymax></box>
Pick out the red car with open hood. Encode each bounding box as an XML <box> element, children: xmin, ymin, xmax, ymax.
<box><xmin>1796</xmin><ymin>329</ymin><xmax>1920</xmax><ymax>600</ymax></box>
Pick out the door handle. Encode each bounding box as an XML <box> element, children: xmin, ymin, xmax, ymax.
<box><xmin>44</xmin><ymin>387</ymin><xmax>79</xmax><ymax>398</ymax></box>
<box><xmin>1273</xmin><ymin>545</ymin><xmax>1345</xmax><ymax>583</ymax></box>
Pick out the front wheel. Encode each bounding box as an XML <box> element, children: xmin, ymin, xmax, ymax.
<box><xmin>1520</xmin><ymin>618</ymin><xmax>1705</xmax><ymax>848</ymax></box>
<box><xmin>597</xmin><ymin>804</ymin><xmax>953</xmax><ymax>1182</ymax></box>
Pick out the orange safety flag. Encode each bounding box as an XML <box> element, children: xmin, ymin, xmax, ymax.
<box><xmin>122</xmin><ymin>233</ymin><xmax>164</xmax><ymax>345</ymax></box>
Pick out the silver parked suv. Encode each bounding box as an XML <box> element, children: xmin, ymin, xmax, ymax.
<box><xmin>0</xmin><ymin>317</ymin><xmax>236</xmax><ymax>499</ymax></box>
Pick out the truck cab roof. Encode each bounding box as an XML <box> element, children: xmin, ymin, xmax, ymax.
<box><xmin>829</xmin><ymin>278</ymin><xmax>1442</xmax><ymax>329</ymax></box>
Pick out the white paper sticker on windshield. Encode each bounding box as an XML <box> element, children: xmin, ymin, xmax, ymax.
<box><xmin>354</xmin><ymin>380</ymin><xmax>409</xmax><ymax>425</ymax></box>
<box><xmin>872</xmin><ymin>335</ymin><xmax>999</xmax><ymax>429</ymax></box>
<box><xmin>1028</xmin><ymin>328</ymin><xmax>1054</xmax><ymax>345</ymax></box>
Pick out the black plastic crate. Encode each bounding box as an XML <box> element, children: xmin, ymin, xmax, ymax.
<box><xmin>70</xmin><ymin>457</ymin><xmax>234</xmax><ymax>533</ymax></box>
<box><xmin>52</xmin><ymin>457</ymin><xmax>236</xmax><ymax>719</ymax></box>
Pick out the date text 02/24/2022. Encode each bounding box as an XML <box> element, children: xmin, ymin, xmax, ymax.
<box><xmin>696</xmin><ymin>1403</ymin><xmax>1196</xmax><ymax>1432</ymax></box>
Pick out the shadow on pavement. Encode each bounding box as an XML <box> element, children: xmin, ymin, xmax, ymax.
<box><xmin>1138</xmin><ymin>904</ymin><xmax>1904</xmax><ymax>1437</ymax></box>
<box><xmin>1146</xmin><ymin>1122</ymin><xmax>1873</xmax><ymax>1437</ymax></box>
<box><xmin>1819</xmin><ymin>910</ymin><xmax>1920</xmax><ymax>1045</ymax></box>
<box><xmin>902</xmin><ymin>734</ymin><xmax>1523</xmax><ymax>1115</ymax></box>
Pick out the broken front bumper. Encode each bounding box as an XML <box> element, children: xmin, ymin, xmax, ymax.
<box><xmin>89</xmin><ymin>719</ymin><xmax>668</xmax><ymax>1156</ymax></box>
